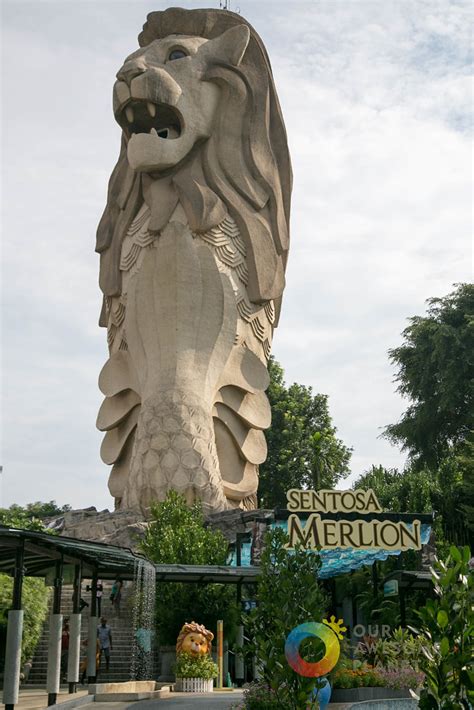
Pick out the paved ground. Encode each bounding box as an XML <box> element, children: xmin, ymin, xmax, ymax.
<box><xmin>12</xmin><ymin>688</ymin><xmax>353</xmax><ymax>709</ymax></box>
<box><xmin>12</xmin><ymin>688</ymin><xmax>243</xmax><ymax>710</ymax></box>
<box><xmin>11</xmin><ymin>689</ymin><xmax>89</xmax><ymax>710</ymax></box>
<box><xmin>83</xmin><ymin>692</ymin><xmax>244</xmax><ymax>709</ymax></box>
<box><xmin>141</xmin><ymin>691</ymin><xmax>244</xmax><ymax>708</ymax></box>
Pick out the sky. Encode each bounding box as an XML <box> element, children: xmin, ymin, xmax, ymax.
<box><xmin>1</xmin><ymin>0</ymin><xmax>472</xmax><ymax>511</ymax></box>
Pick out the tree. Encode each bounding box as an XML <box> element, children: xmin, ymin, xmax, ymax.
<box><xmin>383</xmin><ymin>284</ymin><xmax>474</xmax><ymax>469</ymax></box>
<box><xmin>355</xmin><ymin>465</ymin><xmax>435</xmax><ymax>515</ymax></box>
<box><xmin>355</xmin><ymin>457</ymin><xmax>473</xmax><ymax>550</ymax></box>
<box><xmin>244</xmin><ymin>527</ymin><xmax>329</xmax><ymax>709</ymax></box>
<box><xmin>259</xmin><ymin>358</ymin><xmax>352</xmax><ymax>508</ymax></box>
<box><xmin>0</xmin><ymin>501</ymin><xmax>71</xmax><ymax>527</ymax></box>
<box><xmin>139</xmin><ymin>491</ymin><xmax>237</xmax><ymax>645</ymax></box>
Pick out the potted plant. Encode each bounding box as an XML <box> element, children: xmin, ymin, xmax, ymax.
<box><xmin>174</xmin><ymin>651</ymin><xmax>218</xmax><ymax>692</ymax></box>
<box><xmin>174</xmin><ymin>621</ymin><xmax>218</xmax><ymax>693</ymax></box>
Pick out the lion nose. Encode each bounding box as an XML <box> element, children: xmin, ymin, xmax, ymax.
<box><xmin>116</xmin><ymin>59</ymin><xmax>147</xmax><ymax>85</ymax></box>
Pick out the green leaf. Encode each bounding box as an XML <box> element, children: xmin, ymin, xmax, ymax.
<box><xmin>450</xmin><ymin>546</ymin><xmax>462</xmax><ymax>563</ymax></box>
<box><xmin>440</xmin><ymin>636</ymin><xmax>449</xmax><ymax>656</ymax></box>
<box><xmin>437</xmin><ymin>610</ymin><xmax>449</xmax><ymax>628</ymax></box>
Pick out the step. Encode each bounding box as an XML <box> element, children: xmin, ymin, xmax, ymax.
<box><xmin>25</xmin><ymin>581</ymin><xmax>156</xmax><ymax>686</ymax></box>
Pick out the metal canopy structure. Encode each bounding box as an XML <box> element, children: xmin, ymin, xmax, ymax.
<box><xmin>154</xmin><ymin>563</ymin><xmax>259</xmax><ymax>584</ymax></box>
<box><xmin>0</xmin><ymin>526</ymin><xmax>259</xmax><ymax>584</ymax></box>
<box><xmin>0</xmin><ymin>526</ymin><xmax>146</xmax><ymax>581</ymax></box>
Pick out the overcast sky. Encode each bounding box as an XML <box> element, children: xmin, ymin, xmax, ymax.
<box><xmin>1</xmin><ymin>0</ymin><xmax>472</xmax><ymax>511</ymax></box>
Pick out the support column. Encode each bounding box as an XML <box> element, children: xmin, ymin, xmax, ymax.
<box><xmin>67</xmin><ymin>565</ymin><xmax>82</xmax><ymax>693</ymax></box>
<box><xmin>216</xmin><ymin>619</ymin><xmax>224</xmax><ymax>689</ymax></box>
<box><xmin>3</xmin><ymin>543</ymin><xmax>25</xmax><ymax>710</ymax></box>
<box><xmin>350</xmin><ymin>571</ymin><xmax>358</xmax><ymax>632</ymax></box>
<box><xmin>87</xmin><ymin>571</ymin><xmax>98</xmax><ymax>683</ymax></box>
<box><xmin>235</xmin><ymin>582</ymin><xmax>244</xmax><ymax>687</ymax></box>
<box><xmin>47</xmin><ymin>558</ymin><xmax>63</xmax><ymax>706</ymax></box>
<box><xmin>399</xmin><ymin>588</ymin><xmax>407</xmax><ymax>627</ymax></box>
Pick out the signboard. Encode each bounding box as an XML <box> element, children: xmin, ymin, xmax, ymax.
<box><xmin>284</xmin><ymin>489</ymin><xmax>422</xmax><ymax>552</ymax></box>
<box><xmin>384</xmin><ymin>579</ymin><xmax>399</xmax><ymax>597</ymax></box>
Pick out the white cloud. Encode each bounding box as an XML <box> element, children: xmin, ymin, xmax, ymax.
<box><xmin>1</xmin><ymin>0</ymin><xmax>471</xmax><ymax>509</ymax></box>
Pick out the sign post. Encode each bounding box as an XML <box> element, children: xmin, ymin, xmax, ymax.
<box><xmin>217</xmin><ymin>619</ymin><xmax>224</xmax><ymax>689</ymax></box>
<box><xmin>217</xmin><ymin>619</ymin><xmax>224</xmax><ymax>688</ymax></box>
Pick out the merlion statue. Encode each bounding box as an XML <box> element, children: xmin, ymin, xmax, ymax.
<box><xmin>96</xmin><ymin>8</ymin><xmax>291</xmax><ymax>514</ymax></box>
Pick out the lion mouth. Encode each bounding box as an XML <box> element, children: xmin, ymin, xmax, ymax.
<box><xmin>118</xmin><ymin>100</ymin><xmax>182</xmax><ymax>140</ymax></box>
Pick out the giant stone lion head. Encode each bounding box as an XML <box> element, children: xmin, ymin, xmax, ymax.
<box><xmin>97</xmin><ymin>7</ymin><xmax>291</xmax><ymax>310</ymax></box>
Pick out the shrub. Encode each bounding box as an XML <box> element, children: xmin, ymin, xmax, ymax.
<box><xmin>414</xmin><ymin>545</ymin><xmax>474</xmax><ymax>709</ymax></box>
<box><xmin>377</xmin><ymin>667</ymin><xmax>424</xmax><ymax>690</ymax></box>
<box><xmin>356</xmin><ymin>627</ymin><xmax>427</xmax><ymax>671</ymax></box>
<box><xmin>231</xmin><ymin>681</ymin><xmax>281</xmax><ymax>709</ymax></box>
<box><xmin>332</xmin><ymin>665</ymin><xmax>384</xmax><ymax>689</ymax></box>
<box><xmin>139</xmin><ymin>491</ymin><xmax>238</xmax><ymax>645</ymax></box>
<box><xmin>244</xmin><ymin>527</ymin><xmax>329</xmax><ymax>710</ymax></box>
<box><xmin>174</xmin><ymin>651</ymin><xmax>218</xmax><ymax>680</ymax></box>
<box><xmin>0</xmin><ymin>575</ymin><xmax>51</xmax><ymax>666</ymax></box>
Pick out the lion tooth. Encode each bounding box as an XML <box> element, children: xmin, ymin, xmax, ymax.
<box><xmin>125</xmin><ymin>106</ymin><xmax>134</xmax><ymax>123</ymax></box>
<box><xmin>150</xmin><ymin>128</ymin><xmax>158</xmax><ymax>137</ymax></box>
<box><xmin>147</xmin><ymin>102</ymin><xmax>156</xmax><ymax>118</ymax></box>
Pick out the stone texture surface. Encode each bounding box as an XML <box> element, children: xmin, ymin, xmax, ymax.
<box><xmin>46</xmin><ymin>507</ymin><xmax>274</xmax><ymax>560</ymax></box>
<box><xmin>45</xmin><ymin>507</ymin><xmax>148</xmax><ymax>550</ymax></box>
<box><xmin>95</xmin><ymin>8</ymin><xmax>291</xmax><ymax>515</ymax></box>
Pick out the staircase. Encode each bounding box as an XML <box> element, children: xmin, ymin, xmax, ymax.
<box><xmin>26</xmin><ymin>580</ymin><xmax>148</xmax><ymax>686</ymax></box>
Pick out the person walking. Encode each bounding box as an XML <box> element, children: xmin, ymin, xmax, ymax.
<box><xmin>60</xmin><ymin>619</ymin><xmax>70</xmax><ymax>681</ymax></box>
<box><xmin>80</xmin><ymin>637</ymin><xmax>101</xmax><ymax>684</ymax></box>
<box><xmin>110</xmin><ymin>578</ymin><xmax>123</xmax><ymax>617</ymax></box>
<box><xmin>96</xmin><ymin>580</ymin><xmax>103</xmax><ymax>616</ymax></box>
<box><xmin>97</xmin><ymin>617</ymin><xmax>113</xmax><ymax>672</ymax></box>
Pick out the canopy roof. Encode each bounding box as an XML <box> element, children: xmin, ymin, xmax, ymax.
<box><xmin>0</xmin><ymin>527</ymin><xmax>259</xmax><ymax>584</ymax></box>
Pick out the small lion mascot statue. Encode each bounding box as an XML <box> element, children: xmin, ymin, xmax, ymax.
<box><xmin>96</xmin><ymin>8</ymin><xmax>292</xmax><ymax>514</ymax></box>
<box><xmin>176</xmin><ymin>621</ymin><xmax>214</xmax><ymax>658</ymax></box>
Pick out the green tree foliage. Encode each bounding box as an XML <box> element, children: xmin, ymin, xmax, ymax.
<box><xmin>0</xmin><ymin>576</ymin><xmax>50</xmax><ymax>666</ymax></box>
<box><xmin>415</xmin><ymin>546</ymin><xmax>473</xmax><ymax>709</ymax></box>
<box><xmin>259</xmin><ymin>358</ymin><xmax>352</xmax><ymax>508</ymax></box>
<box><xmin>355</xmin><ymin>465</ymin><xmax>434</xmax><ymax>515</ymax></box>
<box><xmin>139</xmin><ymin>491</ymin><xmax>237</xmax><ymax>645</ymax></box>
<box><xmin>244</xmin><ymin>527</ymin><xmax>329</xmax><ymax>709</ymax></box>
<box><xmin>357</xmin><ymin>457</ymin><xmax>472</xmax><ymax>549</ymax></box>
<box><xmin>0</xmin><ymin>501</ymin><xmax>71</xmax><ymax>529</ymax></box>
<box><xmin>0</xmin><ymin>508</ymin><xmax>52</xmax><ymax>667</ymax></box>
<box><xmin>384</xmin><ymin>284</ymin><xmax>473</xmax><ymax>468</ymax></box>
<box><xmin>455</xmin><ymin>438</ymin><xmax>474</xmax><ymax>539</ymax></box>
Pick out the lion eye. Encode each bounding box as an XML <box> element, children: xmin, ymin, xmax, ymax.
<box><xmin>168</xmin><ymin>49</ymin><xmax>187</xmax><ymax>61</ymax></box>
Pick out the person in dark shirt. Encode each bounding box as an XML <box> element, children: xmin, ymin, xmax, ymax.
<box><xmin>61</xmin><ymin>619</ymin><xmax>70</xmax><ymax>680</ymax></box>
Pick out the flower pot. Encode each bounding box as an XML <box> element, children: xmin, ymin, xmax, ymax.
<box><xmin>331</xmin><ymin>687</ymin><xmax>412</xmax><ymax>703</ymax></box>
<box><xmin>175</xmin><ymin>677</ymin><xmax>214</xmax><ymax>693</ymax></box>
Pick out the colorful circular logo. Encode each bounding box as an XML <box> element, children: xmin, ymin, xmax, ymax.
<box><xmin>284</xmin><ymin>621</ymin><xmax>340</xmax><ymax>677</ymax></box>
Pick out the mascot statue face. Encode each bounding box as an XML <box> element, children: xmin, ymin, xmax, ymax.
<box><xmin>176</xmin><ymin>621</ymin><xmax>213</xmax><ymax>657</ymax></box>
<box><xmin>96</xmin><ymin>8</ymin><xmax>291</xmax><ymax>515</ymax></box>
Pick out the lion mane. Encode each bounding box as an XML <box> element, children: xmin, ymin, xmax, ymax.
<box><xmin>176</xmin><ymin>621</ymin><xmax>214</xmax><ymax>656</ymax></box>
<box><xmin>96</xmin><ymin>7</ymin><xmax>292</xmax><ymax>325</ymax></box>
